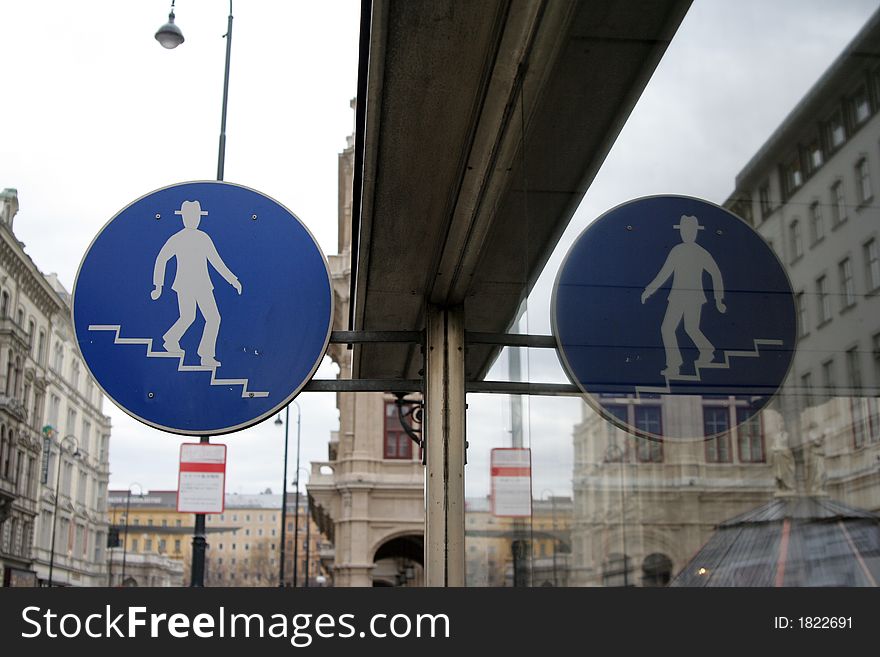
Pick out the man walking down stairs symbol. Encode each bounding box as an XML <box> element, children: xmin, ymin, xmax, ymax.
<box><xmin>641</xmin><ymin>214</ymin><xmax>726</xmax><ymax>379</ymax></box>
<box><xmin>151</xmin><ymin>200</ymin><xmax>242</xmax><ymax>368</ymax></box>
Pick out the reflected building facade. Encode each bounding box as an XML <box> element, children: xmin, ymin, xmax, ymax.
<box><xmin>571</xmin><ymin>11</ymin><xmax>880</xmax><ymax>586</ymax></box>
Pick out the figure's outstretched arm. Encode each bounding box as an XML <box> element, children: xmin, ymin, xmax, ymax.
<box><xmin>706</xmin><ymin>255</ymin><xmax>726</xmax><ymax>313</ymax></box>
<box><xmin>207</xmin><ymin>241</ymin><xmax>242</xmax><ymax>294</ymax></box>
<box><xmin>641</xmin><ymin>256</ymin><xmax>675</xmax><ymax>304</ymax></box>
<box><xmin>151</xmin><ymin>240</ymin><xmax>174</xmax><ymax>300</ymax></box>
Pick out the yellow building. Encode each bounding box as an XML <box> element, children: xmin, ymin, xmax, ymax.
<box><xmin>205</xmin><ymin>492</ymin><xmax>328</xmax><ymax>587</ymax></box>
<box><xmin>465</xmin><ymin>495</ymin><xmax>572</xmax><ymax>587</ymax></box>
<box><xmin>108</xmin><ymin>489</ymin><xmax>327</xmax><ymax>587</ymax></box>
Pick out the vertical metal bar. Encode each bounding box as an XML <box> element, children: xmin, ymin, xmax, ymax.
<box><xmin>190</xmin><ymin>435</ymin><xmax>210</xmax><ymax>587</ymax></box>
<box><xmin>216</xmin><ymin>5</ymin><xmax>233</xmax><ymax>181</ymax></box>
<box><xmin>425</xmin><ymin>305</ymin><xmax>465</xmax><ymax>586</ymax></box>
<box><xmin>279</xmin><ymin>405</ymin><xmax>289</xmax><ymax>586</ymax></box>
<box><xmin>293</xmin><ymin>407</ymin><xmax>301</xmax><ymax>587</ymax></box>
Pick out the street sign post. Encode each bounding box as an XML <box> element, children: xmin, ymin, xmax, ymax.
<box><xmin>72</xmin><ymin>181</ymin><xmax>333</xmax><ymax>436</ymax></box>
<box><xmin>552</xmin><ymin>195</ymin><xmax>796</xmax><ymax>440</ymax></box>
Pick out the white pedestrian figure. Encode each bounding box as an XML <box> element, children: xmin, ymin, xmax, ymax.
<box><xmin>641</xmin><ymin>215</ymin><xmax>726</xmax><ymax>377</ymax></box>
<box><xmin>151</xmin><ymin>200</ymin><xmax>242</xmax><ymax>368</ymax></box>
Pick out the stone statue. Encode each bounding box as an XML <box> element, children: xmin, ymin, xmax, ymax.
<box><xmin>771</xmin><ymin>431</ymin><xmax>795</xmax><ymax>494</ymax></box>
<box><xmin>805</xmin><ymin>425</ymin><xmax>827</xmax><ymax>496</ymax></box>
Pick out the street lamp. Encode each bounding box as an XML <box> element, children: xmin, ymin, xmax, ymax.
<box><xmin>120</xmin><ymin>483</ymin><xmax>143</xmax><ymax>585</ymax></box>
<box><xmin>154</xmin><ymin>0</ymin><xmax>184</xmax><ymax>49</ymax></box>
<box><xmin>154</xmin><ymin>0</ymin><xmax>234</xmax><ymax>181</ymax></box>
<box><xmin>293</xmin><ymin>467</ymin><xmax>310</xmax><ymax>587</ymax></box>
<box><xmin>47</xmin><ymin>434</ymin><xmax>79</xmax><ymax>587</ymax></box>
<box><xmin>274</xmin><ymin>400</ymin><xmax>301</xmax><ymax>586</ymax></box>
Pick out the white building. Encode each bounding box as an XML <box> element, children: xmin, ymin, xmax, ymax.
<box><xmin>0</xmin><ymin>188</ymin><xmax>112</xmax><ymax>587</ymax></box>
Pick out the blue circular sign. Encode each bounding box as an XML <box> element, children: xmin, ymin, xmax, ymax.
<box><xmin>73</xmin><ymin>181</ymin><xmax>333</xmax><ymax>435</ymax></box>
<box><xmin>552</xmin><ymin>195</ymin><xmax>796</xmax><ymax>440</ymax></box>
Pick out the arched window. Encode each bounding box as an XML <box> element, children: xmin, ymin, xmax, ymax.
<box><xmin>71</xmin><ymin>360</ymin><xmax>80</xmax><ymax>390</ymax></box>
<box><xmin>0</xmin><ymin>426</ymin><xmax>7</xmax><ymax>481</ymax></box>
<box><xmin>37</xmin><ymin>330</ymin><xmax>46</xmax><ymax>365</ymax></box>
<box><xmin>0</xmin><ymin>291</ymin><xmax>8</xmax><ymax>317</ymax></box>
<box><xmin>27</xmin><ymin>319</ymin><xmax>35</xmax><ymax>353</ymax></box>
<box><xmin>641</xmin><ymin>553</ymin><xmax>673</xmax><ymax>587</ymax></box>
<box><xmin>15</xmin><ymin>308</ymin><xmax>23</xmax><ymax>328</ymax></box>
<box><xmin>53</xmin><ymin>343</ymin><xmax>64</xmax><ymax>373</ymax></box>
<box><xmin>13</xmin><ymin>356</ymin><xmax>21</xmax><ymax>398</ymax></box>
<box><xmin>5</xmin><ymin>350</ymin><xmax>13</xmax><ymax>396</ymax></box>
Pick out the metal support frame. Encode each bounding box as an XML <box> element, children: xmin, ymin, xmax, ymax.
<box><xmin>303</xmin><ymin>330</ymin><xmax>577</xmax><ymax>395</ymax></box>
<box><xmin>424</xmin><ymin>306</ymin><xmax>466</xmax><ymax>586</ymax></box>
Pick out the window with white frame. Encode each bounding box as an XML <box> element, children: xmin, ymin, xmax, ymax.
<box><xmin>828</xmin><ymin>109</ymin><xmax>846</xmax><ymax>148</ymax></box>
<box><xmin>856</xmin><ymin>157</ymin><xmax>872</xmax><ymax>203</ymax></box>
<box><xmin>853</xmin><ymin>86</ymin><xmax>871</xmax><ymax>124</ymax></box>
<box><xmin>736</xmin><ymin>411</ymin><xmax>764</xmax><ymax>463</ymax></box>
<box><xmin>809</xmin><ymin>201</ymin><xmax>824</xmax><ymax>244</ymax></box>
<box><xmin>831</xmin><ymin>180</ymin><xmax>847</xmax><ymax>226</ymax></box>
<box><xmin>839</xmin><ymin>257</ymin><xmax>856</xmax><ymax>308</ymax></box>
<box><xmin>821</xmin><ymin>359</ymin><xmax>836</xmax><ymax>400</ymax></box>
<box><xmin>789</xmin><ymin>219</ymin><xmax>803</xmax><ymax>261</ymax></box>
<box><xmin>801</xmin><ymin>371</ymin><xmax>814</xmax><ymax>407</ymax></box>
<box><xmin>796</xmin><ymin>291</ymin><xmax>808</xmax><ymax>337</ymax></box>
<box><xmin>704</xmin><ymin>407</ymin><xmax>731</xmax><ymax>463</ymax></box>
<box><xmin>865</xmin><ymin>238</ymin><xmax>880</xmax><ymax>291</ymax></box>
<box><xmin>816</xmin><ymin>275</ymin><xmax>831</xmax><ymax>324</ymax></box>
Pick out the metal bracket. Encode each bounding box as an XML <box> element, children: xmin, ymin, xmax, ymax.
<box><xmin>303</xmin><ymin>330</ymin><xmax>577</xmax><ymax>396</ymax></box>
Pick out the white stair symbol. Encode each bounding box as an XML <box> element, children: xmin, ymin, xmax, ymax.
<box><xmin>88</xmin><ymin>324</ymin><xmax>269</xmax><ymax>399</ymax></box>
<box><xmin>634</xmin><ymin>338</ymin><xmax>784</xmax><ymax>397</ymax></box>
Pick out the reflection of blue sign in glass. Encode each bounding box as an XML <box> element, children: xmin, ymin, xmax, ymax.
<box><xmin>552</xmin><ymin>195</ymin><xmax>796</xmax><ymax>440</ymax></box>
<box><xmin>73</xmin><ymin>181</ymin><xmax>333</xmax><ymax>436</ymax></box>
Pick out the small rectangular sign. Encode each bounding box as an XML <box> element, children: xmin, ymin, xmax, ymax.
<box><xmin>491</xmin><ymin>448</ymin><xmax>532</xmax><ymax>517</ymax></box>
<box><xmin>177</xmin><ymin>443</ymin><xmax>227</xmax><ymax>514</ymax></box>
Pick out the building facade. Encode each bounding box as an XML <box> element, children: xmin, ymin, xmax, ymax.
<box><xmin>465</xmin><ymin>495</ymin><xmax>572</xmax><ymax>587</ymax></box>
<box><xmin>0</xmin><ymin>188</ymin><xmax>112</xmax><ymax>587</ymax></box>
<box><xmin>570</xmin><ymin>11</ymin><xmax>880</xmax><ymax>587</ymax></box>
<box><xmin>108</xmin><ymin>489</ymin><xmax>326</xmax><ymax>587</ymax></box>
<box><xmin>308</xmin><ymin>102</ymin><xmax>426</xmax><ymax>587</ymax></box>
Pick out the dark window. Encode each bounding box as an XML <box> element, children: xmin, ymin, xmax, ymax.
<box><xmin>633</xmin><ymin>407</ymin><xmax>662</xmax><ymax>462</ymax></box>
<box><xmin>736</xmin><ymin>410</ymin><xmax>764</xmax><ymax>463</ymax></box>
<box><xmin>704</xmin><ymin>407</ymin><xmax>731</xmax><ymax>463</ymax></box>
<box><xmin>384</xmin><ymin>401</ymin><xmax>412</xmax><ymax>459</ymax></box>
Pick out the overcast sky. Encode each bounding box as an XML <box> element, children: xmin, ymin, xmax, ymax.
<box><xmin>1</xmin><ymin>1</ymin><xmax>878</xmax><ymax>501</ymax></box>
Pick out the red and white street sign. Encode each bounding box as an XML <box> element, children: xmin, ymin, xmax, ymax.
<box><xmin>177</xmin><ymin>443</ymin><xmax>227</xmax><ymax>514</ymax></box>
<box><xmin>491</xmin><ymin>448</ymin><xmax>532</xmax><ymax>517</ymax></box>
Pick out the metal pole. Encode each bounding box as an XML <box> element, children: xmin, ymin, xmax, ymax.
<box><xmin>551</xmin><ymin>496</ymin><xmax>558</xmax><ymax>587</ymax></box>
<box><xmin>108</xmin><ymin>503</ymin><xmax>116</xmax><ymax>586</ymax></box>
<box><xmin>279</xmin><ymin>405</ymin><xmax>290</xmax><ymax>586</ymax></box>
<box><xmin>47</xmin><ymin>443</ymin><xmax>63</xmax><ymax>587</ymax></box>
<box><xmin>304</xmin><ymin>492</ymin><xmax>311</xmax><ymax>587</ymax></box>
<box><xmin>190</xmin><ymin>435</ymin><xmax>210</xmax><ymax>587</ymax></box>
<box><xmin>216</xmin><ymin>1</ymin><xmax>233</xmax><ymax>181</ymax></box>
<box><xmin>292</xmin><ymin>405</ymin><xmax>301</xmax><ymax>587</ymax></box>
<box><xmin>121</xmin><ymin>488</ymin><xmax>131</xmax><ymax>583</ymax></box>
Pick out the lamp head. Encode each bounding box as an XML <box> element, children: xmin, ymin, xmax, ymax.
<box><xmin>155</xmin><ymin>11</ymin><xmax>185</xmax><ymax>49</ymax></box>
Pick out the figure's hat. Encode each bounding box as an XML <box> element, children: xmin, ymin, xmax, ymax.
<box><xmin>673</xmin><ymin>214</ymin><xmax>704</xmax><ymax>231</ymax></box>
<box><xmin>174</xmin><ymin>200</ymin><xmax>208</xmax><ymax>218</ymax></box>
